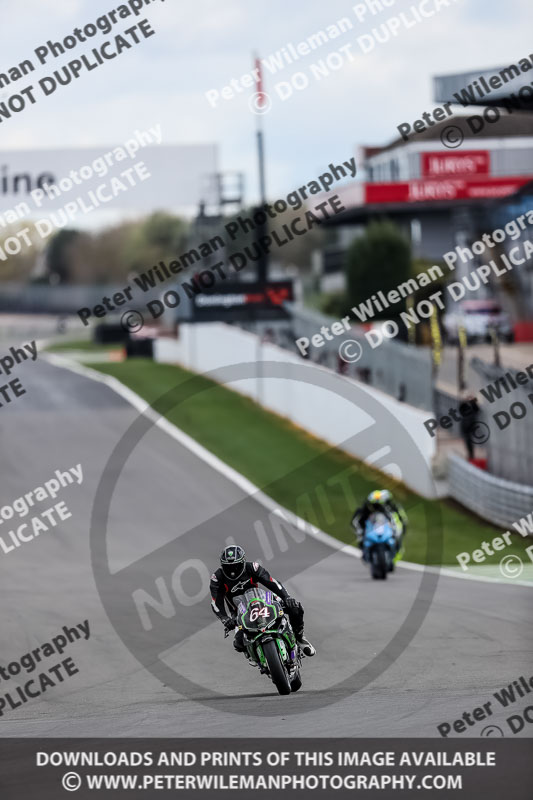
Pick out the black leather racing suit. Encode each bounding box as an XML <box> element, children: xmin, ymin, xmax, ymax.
<box><xmin>210</xmin><ymin>561</ymin><xmax>304</xmax><ymax>652</ymax></box>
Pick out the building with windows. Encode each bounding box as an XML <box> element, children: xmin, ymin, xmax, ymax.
<box><xmin>321</xmin><ymin>66</ymin><xmax>533</xmax><ymax>317</ymax></box>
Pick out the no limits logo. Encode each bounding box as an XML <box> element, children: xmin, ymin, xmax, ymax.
<box><xmin>90</xmin><ymin>361</ymin><xmax>442</xmax><ymax>717</ymax></box>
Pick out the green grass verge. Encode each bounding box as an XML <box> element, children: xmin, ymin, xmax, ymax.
<box><xmin>80</xmin><ymin>355</ymin><xmax>528</xmax><ymax>566</ymax></box>
<box><xmin>46</xmin><ymin>339</ymin><xmax>121</xmax><ymax>353</ymax></box>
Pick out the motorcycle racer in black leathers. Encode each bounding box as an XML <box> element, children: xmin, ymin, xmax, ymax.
<box><xmin>210</xmin><ymin>545</ymin><xmax>316</xmax><ymax>657</ymax></box>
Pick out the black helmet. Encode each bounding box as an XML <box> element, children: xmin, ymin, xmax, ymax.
<box><xmin>220</xmin><ymin>545</ymin><xmax>246</xmax><ymax>580</ymax></box>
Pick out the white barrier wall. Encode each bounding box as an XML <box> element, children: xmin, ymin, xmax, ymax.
<box><xmin>155</xmin><ymin>324</ymin><xmax>438</xmax><ymax>498</ymax></box>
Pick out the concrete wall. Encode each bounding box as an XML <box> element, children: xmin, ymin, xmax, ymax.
<box><xmin>154</xmin><ymin>323</ymin><xmax>438</xmax><ymax>498</ymax></box>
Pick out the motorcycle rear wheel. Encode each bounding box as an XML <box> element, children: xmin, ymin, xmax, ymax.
<box><xmin>263</xmin><ymin>639</ymin><xmax>291</xmax><ymax>695</ymax></box>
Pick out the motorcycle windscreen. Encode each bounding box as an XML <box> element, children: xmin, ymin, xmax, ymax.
<box><xmin>365</xmin><ymin>512</ymin><xmax>394</xmax><ymax>538</ymax></box>
<box><xmin>235</xmin><ymin>587</ymin><xmax>278</xmax><ymax>631</ymax></box>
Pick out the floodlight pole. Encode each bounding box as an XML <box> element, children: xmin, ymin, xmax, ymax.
<box><xmin>254</xmin><ymin>53</ymin><xmax>268</xmax><ymax>287</ymax></box>
<box><xmin>253</xmin><ymin>52</ymin><xmax>268</xmax><ymax>402</ymax></box>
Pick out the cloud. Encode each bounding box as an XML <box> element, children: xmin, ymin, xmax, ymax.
<box><xmin>0</xmin><ymin>0</ymin><xmax>531</xmax><ymax>211</ymax></box>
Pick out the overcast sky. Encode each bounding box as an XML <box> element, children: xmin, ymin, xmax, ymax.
<box><xmin>0</xmin><ymin>0</ymin><xmax>531</xmax><ymax>217</ymax></box>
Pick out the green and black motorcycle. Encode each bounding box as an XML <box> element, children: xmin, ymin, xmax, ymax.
<box><xmin>229</xmin><ymin>587</ymin><xmax>303</xmax><ymax>695</ymax></box>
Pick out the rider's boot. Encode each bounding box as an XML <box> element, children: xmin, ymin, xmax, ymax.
<box><xmin>296</xmin><ymin>634</ymin><xmax>316</xmax><ymax>657</ymax></box>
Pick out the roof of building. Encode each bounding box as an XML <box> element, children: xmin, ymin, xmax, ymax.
<box><xmin>368</xmin><ymin>114</ymin><xmax>533</xmax><ymax>156</ymax></box>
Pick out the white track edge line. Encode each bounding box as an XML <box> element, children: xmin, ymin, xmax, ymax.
<box><xmin>43</xmin><ymin>351</ymin><xmax>533</xmax><ymax>589</ymax></box>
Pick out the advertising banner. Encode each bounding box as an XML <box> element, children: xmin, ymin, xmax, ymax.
<box><xmin>421</xmin><ymin>151</ymin><xmax>490</xmax><ymax>177</ymax></box>
<box><xmin>365</xmin><ymin>175</ymin><xmax>533</xmax><ymax>204</ymax></box>
<box><xmin>0</xmin><ymin>142</ymin><xmax>218</xmax><ymax>214</ymax></box>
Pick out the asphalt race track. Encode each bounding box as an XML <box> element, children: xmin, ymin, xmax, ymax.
<box><xmin>1</xmin><ymin>356</ymin><xmax>532</xmax><ymax>738</ymax></box>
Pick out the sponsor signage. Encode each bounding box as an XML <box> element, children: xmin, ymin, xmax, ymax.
<box><xmin>191</xmin><ymin>280</ymin><xmax>294</xmax><ymax>321</ymax></box>
<box><xmin>421</xmin><ymin>151</ymin><xmax>490</xmax><ymax>177</ymax></box>
<box><xmin>0</xmin><ymin>144</ymin><xmax>218</xmax><ymax>213</ymax></box>
<box><xmin>365</xmin><ymin>175</ymin><xmax>533</xmax><ymax>204</ymax></box>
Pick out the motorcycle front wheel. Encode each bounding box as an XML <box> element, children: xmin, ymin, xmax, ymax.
<box><xmin>263</xmin><ymin>639</ymin><xmax>291</xmax><ymax>695</ymax></box>
<box><xmin>371</xmin><ymin>544</ymin><xmax>388</xmax><ymax>580</ymax></box>
<box><xmin>290</xmin><ymin>673</ymin><xmax>303</xmax><ymax>693</ymax></box>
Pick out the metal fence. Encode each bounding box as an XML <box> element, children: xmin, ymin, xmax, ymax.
<box><xmin>435</xmin><ymin>361</ymin><xmax>533</xmax><ymax>516</ymax></box>
<box><xmin>0</xmin><ymin>282</ymin><xmax>128</xmax><ymax>314</ymax></box>
<box><xmin>284</xmin><ymin>305</ymin><xmax>435</xmax><ymax>411</ymax></box>
<box><xmin>0</xmin><ymin>283</ymin><xmax>107</xmax><ymax>314</ymax></box>
<box><xmin>448</xmin><ymin>452</ymin><xmax>533</xmax><ymax>530</ymax></box>
<box><xmin>471</xmin><ymin>357</ymin><xmax>533</xmax><ymax>486</ymax></box>
<box><xmin>433</xmin><ymin>387</ymin><xmax>464</xmax><ymax>436</ymax></box>
<box><xmin>0</xmin><ymin>282</ymin><xmax>168</xmax><ymax>315</ymax></box>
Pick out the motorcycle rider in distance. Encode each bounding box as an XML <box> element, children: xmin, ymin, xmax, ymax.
<box><xmin>351</xmin><ymin>489</ymin><xmax>407</xmax><ymax>558</ymax></box>
<box><xmin>210</xmin><ymin>545</ymin><xmax>316</xmax><ymax>657</ymax></box>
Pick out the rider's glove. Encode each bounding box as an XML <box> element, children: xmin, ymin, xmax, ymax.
<box><xmin>283</xmin><ymin>597</ymin><xmax>299</xmax><ymax>611</ymax></box>
<box><xmin>223</xmin><ymin>617</ymin><xmax>236</xmax><ymax>632</ymax></box>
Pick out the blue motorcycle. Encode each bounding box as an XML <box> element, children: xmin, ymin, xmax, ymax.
<box><xmin>363</xmin><ymin>513</ymin><xmax>399</xmax><ymax>580</ymax></box>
